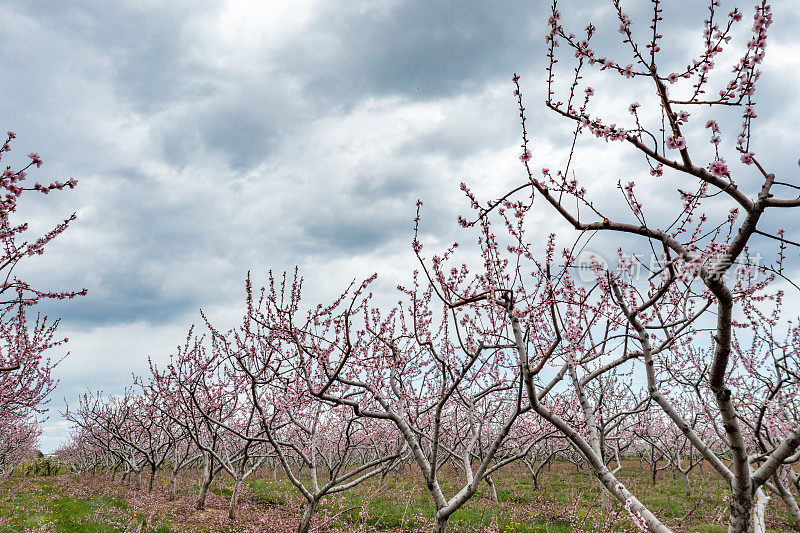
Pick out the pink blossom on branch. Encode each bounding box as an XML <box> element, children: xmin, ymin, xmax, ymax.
<box><xmin>707</xmin><ymin>158</ymin><xmax>730</xmax><ymax>178</ymax></box>
<box><xmin>0</xmin><ymin>132</ymin><xmax>85</xmax><ymax>468</ymax></box>
<box><xmin>665</xmin><ymin>136</ymin><xmax>686</xmax><ymax>150</ymax></box>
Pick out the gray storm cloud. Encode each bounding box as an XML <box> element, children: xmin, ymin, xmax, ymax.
<box><xmin>1</xmin><ymin>0</ymin><xmax>797</xmax><ymax>451</ymax></box>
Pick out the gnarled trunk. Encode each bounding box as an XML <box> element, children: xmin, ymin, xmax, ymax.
<box><xmin>681</xmin><ymin>470</ymin><xmax>691</xmax><ymax>497</ymax></box>
<box><xmin>228</xmin><ymin>479</ymin><xmax>242</xmax><ymax>520</ymax></box>
<box><xmin>485</xmin><ymin>475</ymin><xmax>499</xmax><ymax>502</ymax></box>
<box><xmin>196</xmin><ymin>454</ymin><xmax>213</xmax><ymax>510</ymax></box>
<box><xmin>168</xmin><ymin>468</ymin><xmax>178</xmax><ymax>501</ymax></box>
<box><xmin>297</xmin><ymin>499</ymin><xmax>318</xmax><ymax>533</ymax></box>
<box><xmin>432</xmin><ymin>513</ymin><xmax>450</xmax><ymax>533</ymax></box>
<box><xmin>752</xmin><ymin>486</ymin><xmax>770</xmax><ymax>533</ymax></box>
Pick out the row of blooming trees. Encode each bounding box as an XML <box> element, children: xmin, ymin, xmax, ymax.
<box><xmin>58</xmin><ymin>1</ymin><xmax>800</xmax><ymax>532</ymax></box>
<box><xmin>0</xmin><ymin>131</ymin><xmax>84</xmax><ymax>475</ymax></box>
<box><xmin>57</xmin><ymin>250</ymin><xmax>799</xmax><ymax>532</ymax></box>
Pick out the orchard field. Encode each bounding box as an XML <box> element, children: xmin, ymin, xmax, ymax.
<box><xmin>2</xmin><ymin>1</ymin><xmax>800</xmax><ymax>533</ymax></box>
<box><xmin>2</xmin><ymin>461</ymin><xmax>798</xmax><ymax>533</ymax></box>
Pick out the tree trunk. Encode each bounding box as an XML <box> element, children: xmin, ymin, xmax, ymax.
<box><xmin>729</xmin><ymin>489</ymin><xmax>753</xmax><ymax>533</ymax></box>
<box><xmin>228</xmin><ymin>479</ymin><xmax>242</xmax><ymax>520</ymax></box>
<box><xmin>523</xmin><ymin>459</ymin><xmax>539</xmax><ymax>490</ymax></box>
<box><xmin>196</xmin><ymin>457</ymin><xmax>212</xmax><ymax>510</ymax></box>
<box><xmin>569</xmin><ymin>365</ymin><xmax>609</xmax><ymax>508</ymax></box>
<box><xmin>651</xmin><ymin>446</ymin><xmax>658</xmax><ymax>486</ymax></box>
<box><xmin>432</xmin><ymin>514</ymin><xmax>450</xmax><ymax>533</ymax></box>
<box><xmin>485</xmin><ymin>475</ymin><xmax>499</xmax><ymax>502</ymax></box>
<box><xmin>297</xmin><ymin>499</ymin><xmax>318</xmax><ymax>533</ymax></box>
<box><xmin>168</xmin><ymin>467</ymin><xmax>177</xmax><ymax>501</ymax></box>
<box><xmin>148</xmin><ymin>466</ymin><xmax>156</xmax><ymax>492</ymax></box>
<box><xmin>752</xmin><ymin>486</ymin><xmax>770</xmax><ymax>533</ymax></box>
<box><xmin>681</xmin><ymin>471</ymin><xmax>691</xmax><ymax>497</ymax></box>
<box><xmin>196</xmin><ymin>477</ymin><xmax>211</xmax><ymax>510</ymax></box>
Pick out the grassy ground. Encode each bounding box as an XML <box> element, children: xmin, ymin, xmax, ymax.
<box><xmin>0</xmin><ymin>461</ymin><xmax>797</xmax><ymax>532</ymax></box>
<box><xmin>0</xmin><ymin>475</ymin><xmax>169</xmax><ymax>532</ymax></box>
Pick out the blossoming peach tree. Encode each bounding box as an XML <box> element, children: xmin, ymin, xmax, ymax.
<box><xmin>0</xmin><ymin>131</ymin><xmax>84</xmax><ymax>467</ymax></box>
<box><xmin>435</xmin><ymin>0</ymin><xmax>799</xmax><ymax>531</ymax></box>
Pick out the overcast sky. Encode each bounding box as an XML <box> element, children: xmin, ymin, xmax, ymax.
<box><xmin>2</xmin><ymin>1</ymin><xmax>798</xmax><ymax>452</ymax></box>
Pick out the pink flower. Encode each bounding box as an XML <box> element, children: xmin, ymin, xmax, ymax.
<box><xmin>667</xmin><ymin>73</ymin><xmax>679</xmax><ymax>84</ymax></box>
<box><xmin>618</xmin><ymin>13</ymin><xmax>632</xmax><ymax>34</ymax></box>
<box><xmin>27</xmin><ymin>153</ymin><xmax>42</xmax><ymax>167</ymax></box>
<box><xmin>520</xmin><ymin>149</ymin><xmax>532</xmax><ymax>162</ymax></box>
<box><xmin>707</xmin><ymin>159</ymin><xmax>729</xmax><ymax>178</ymax></box>
<box><xmin>621</xmin><ymin>64</ymin><xmax>634</xmax><ymax>78</ymax></box>
<box><xmin>666</xmin><ymin>136</ymin><xmax>686</xmax><ymax>150</ymax></box>
<box><xmin>7</xmin><ymin>131</ymin><xmax>15</xmax><ymax>139</ymax></box>
<box><xmin>628</xmin><ymin>102</ymin><xmax>640</xmax><ymax>114</ymax></box>
<box><xmin>585</xmin><ymin>87</ymin><xmax>594</xmax><ymax>96</ymax></box>
<box><xmin>650</xmin><ymin>163</ymin><xmax>663</xmax><ymax>177</ymax></box>
<box><xmin>676</xmin><ymin>111</ymin><xmax>690</xmax><ymax>124</ymax></box>
<box><xmin>740</xmin><ymin>152</ymin><xmax>755</xmax><ymax>165</ymax></box>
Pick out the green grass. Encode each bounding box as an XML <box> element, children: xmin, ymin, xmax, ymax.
<box><xmin>0</xmin><ymin>462</ymin><xmax>798</xmax><ymax>532</ymax></box>
<box><xmin>0</xmin><ymin>479</ymin><xmax>171</xmax><ymax>532</ymax></box>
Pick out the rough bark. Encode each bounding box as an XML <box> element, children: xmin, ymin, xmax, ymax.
<box><xmin>228</xmin><ymin>479</ymin><xmax>242</xmax><ymax>520</ymax></box>
<box><xmin>297</xmin><ymin>499</ymin><xmax>317</xmax><ymax>533</ymax></box>
<box><xmin>752</xmin><ymin>486</ymin><xmax>770</xmax><ymax>533</ymax></box>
